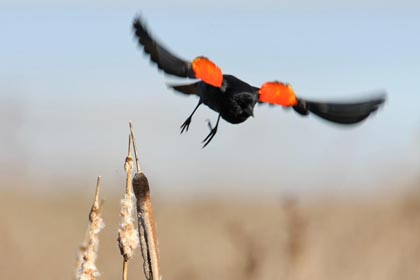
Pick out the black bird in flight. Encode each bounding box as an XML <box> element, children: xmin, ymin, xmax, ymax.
<box><xmin>133</xmin><ymin>16</ymin><xmax>386</xmax><ymax>148</ymax></box>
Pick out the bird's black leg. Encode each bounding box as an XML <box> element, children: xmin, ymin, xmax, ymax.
<box><xmin>202</xmin><ymin>114</ymin><xmax>221</xmax><ymax>148</ymax></box>
<box><xmin>180</xmin><ymin>101</ymin><xmax>202</xmax><ymax>134</ymax></box>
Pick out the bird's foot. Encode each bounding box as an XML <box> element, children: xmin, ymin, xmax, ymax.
<box><xmin>202</xmin><ymin>119</ymin><xmax>218</xmax><ymax>148</ymax></box>
<box><xmin>180</xmin><ymin>117</ymin><xmax>192</xmax><ymax>134</ymax></box>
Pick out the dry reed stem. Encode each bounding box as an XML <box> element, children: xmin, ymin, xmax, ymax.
<box><xmin>283</xmin><ymin>198</ymin><xmax>305</xmax><ymax>264</ymax></box>
<box><xmin>129</xmin><ymin>121</ymin><xmax>141</xmax><ymax>172</ymax></box>
<box><xmin>129</xmin><ymin>122</ymin><xmax>161</xmax><ymax>280</ymax></box>
<box><xmin>133</xmin><ymin>172</ymin><xmax>161</xmax><ymax>280</ymax></box>
<box><xmin>122</xmin><ymin>260</ymin><xmax>128</xmax><ymax>280</ymax></box>
<box><xmin>227</xmin><ymin>223</ymin><xmax>261</xmax><ymax>279</ymax></box>
<box><xmin>118</xmin><ymin>134</ymin><xmax>140</xmax><ymax>280</ymax></box>
<box><xmin>77</xmin><ymin>176</ymin><xmax>105</xmax><ymax>280</ymax></box>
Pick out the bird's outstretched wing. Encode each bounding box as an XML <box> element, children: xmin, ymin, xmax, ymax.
<box><xmin>133</xmin><ymin>17</ymin><xmax>195</xmax><ymax>78</ymax></box>
<box><xmin>258</xmin><ymin>81</ymin><xmax>386</xmax><ymax>124</ymax></box>
<box><xmin>292</xmin><ymin>93</ymin><xmax>386</xmax><ymax>124</ymax></box>
<box><xmin>133</xmin><ymin>16</ymin><xmax>223</xmax><ymax>87</ymax></box>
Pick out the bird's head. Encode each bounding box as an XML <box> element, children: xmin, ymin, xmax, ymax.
<box><xmin>192</xmin><ymin>56</ymin><xmax>223</xmax><ymax>88</ymax></box>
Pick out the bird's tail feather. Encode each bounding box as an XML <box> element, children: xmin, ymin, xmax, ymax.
<box><xmin>168</xmin><ymin>82</ymin><xmax>200</xmax><ymax>96</ymax></box>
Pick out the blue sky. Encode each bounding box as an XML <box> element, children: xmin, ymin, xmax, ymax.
<box><xmin>1</xmin><ymin>2</ymin><xmax>419</xmax><ymax>197</ymax></box>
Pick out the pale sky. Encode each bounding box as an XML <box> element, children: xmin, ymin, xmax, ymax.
<box><xmin>1</xmin><ymin>2</ymin><xmax>419</xmax><ymax>198</ymax></box>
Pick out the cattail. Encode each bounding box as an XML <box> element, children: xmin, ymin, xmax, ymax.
<box><xmin>75</xmin><ymin>229</ymin><xmax>89</xmax><ymax>280</ymax></box>
<box><xmin>118</xmin><ymin>133</ymin><xmax>140</xmax><ymax>280</ymax></box>
<box><xmin>133</xmin><ymin>172</ymin><xmax>161</xmax><ymax>280</ymax></box>
<box><xmin>76</xmin><ymin>176</ymin><xmax>105</xmax><ymax>280</ymax></box>
<box><xmin>129</xmin><ymin>121</ymin><xmax>161</xmax><ymax>280</ymax></box>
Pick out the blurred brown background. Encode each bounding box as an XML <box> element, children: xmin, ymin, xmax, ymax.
<box><xmin>2</xmin><ymin>188</ymin><xmax>420</xmax><ymax>280</ymax></box>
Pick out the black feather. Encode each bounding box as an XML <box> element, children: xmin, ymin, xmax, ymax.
<box><xmin>168</xmin><ymin>82</ymin><xmax>200</xmax><ymax>96</ymax></box>
<box><xmin>133</xmin><ymin>17</ymin><xmax>195</xmax><ymax>78</ymax></box>
<box><xmin>293</xmin><ymin>93</ymin><xmax>386</xmax><ymax>124</ymax></box>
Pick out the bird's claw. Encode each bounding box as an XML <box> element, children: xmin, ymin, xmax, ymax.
<box><xmin>206</xmin><ymin>119</ymin><xmax>213</xmax><ymax>130</ymax></box>
<box><xmin>202</xmin><ymin>120</ymin><xmax>217</xmax><ymax>148</ymax></box>
<box><xmin>180</xmin><ymin>117</ymin><xmax>192</xmax><ymax>134</ymax></box>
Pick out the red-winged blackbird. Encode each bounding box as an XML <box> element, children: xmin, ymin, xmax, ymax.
<box><xmin>133</xmin><ymin>16</ymin><xmax>386</xmax><ymax>148</ymax></box>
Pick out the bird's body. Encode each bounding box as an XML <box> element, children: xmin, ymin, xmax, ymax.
<box><xmin>133</xmin><ymin>16</ymin><xmax>386</xmax><ymax>147</ymax></box>
<box><xmin>176</xmin><ymin>75</ymin><xmax>259</xmax><ymax>124</ymax></box>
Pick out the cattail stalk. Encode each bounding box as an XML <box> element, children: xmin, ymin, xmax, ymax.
<box><xmin>129</xmin><ymin>121</ymin><xmax>161</xmax><ymax>280</ymax></box>
<box><xmin>129</xmin><ymin>121</ymin><xmax>141</xmax><ymax>172</ymax></box>
<box><xmin>118</xmin><ymin>133</ymin><xmax>140</xmax><ymax>280</ymax></box>
<box><xmin>133</xmin><ymin>172</ymin><xmax>161</xmax><ymax>280</ymax></box>
<box><xmin>77</xmin><ymin>176</ymin><xmax>105</xmax><ymax>280</ymax></box>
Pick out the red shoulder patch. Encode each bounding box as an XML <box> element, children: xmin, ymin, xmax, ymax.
<box><xmin>192</xmin><ymin>57</ymin><xmax>223</xmax><ymax>88</ymax></box>
<box><xmin>259</xmin><ymin>81</ymin><xmax>298</xmax><ymax>107</ymax></box>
